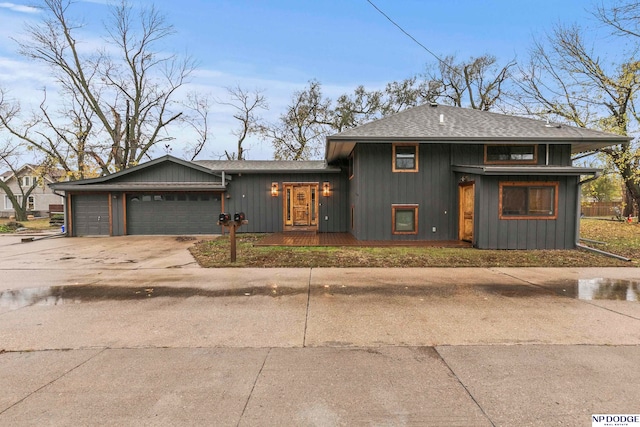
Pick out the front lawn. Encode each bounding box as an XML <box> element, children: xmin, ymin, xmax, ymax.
<box><xmin>190</xmin><ymin>219</ymin><xmax>640</xmax><ymax>268</ymax></box>
<box><xmin>0</xmin><ymin>217</ymin><xmax>59</xmax><ymax>233</ymax></box>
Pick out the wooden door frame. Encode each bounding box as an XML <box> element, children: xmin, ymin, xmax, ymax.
<box><xmin>458</xmin><ymin>181</ymin><xmax>475</xmax><ymax>242</ymax></box>
<box><xmin>282</xmin><ymin>182</ymin><xmax>319</xmax><ymax>232</ymax></box>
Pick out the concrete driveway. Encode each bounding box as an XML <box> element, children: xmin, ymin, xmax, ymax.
<box><xmin>1</xmin><ymin>235</ymin><xmax>639</xmax><ymax>426</ymax></box>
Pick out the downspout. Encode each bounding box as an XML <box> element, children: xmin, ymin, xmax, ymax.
<box><xmin>52</xmin><ymin>189</ymin><xmax>68</xmax><ymax>236</ymax></box>
<box><xmin>575</xmin><ymin>172</ymin><xmax>631</xmax><ymax>261</ymax></box>
<box><xmin>546</xmin><ymin>144</ymin><xmax>550</xmax><ymax>165</ymax></box>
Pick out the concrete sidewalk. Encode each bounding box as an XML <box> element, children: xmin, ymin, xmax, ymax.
<box><xmin>1</xmin><ymin>236</ymin><xmax>639</xmax><ymax>425</ymax></box>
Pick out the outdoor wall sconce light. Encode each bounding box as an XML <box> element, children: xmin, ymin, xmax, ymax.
<box><xmin>271</xmin><ymin>182</ymin><xmax>279</xmax><ymax>197</ymax></box>
<box><xmin>322</xmin><ymin>181</ymin><xmax>331</xmax><ymax>197</ymax></box>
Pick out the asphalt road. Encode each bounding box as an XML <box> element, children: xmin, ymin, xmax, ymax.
<box><xmin>1</xmin><ymin>235</ymin><xmax>639</xmax><ymax>426</ymax></box>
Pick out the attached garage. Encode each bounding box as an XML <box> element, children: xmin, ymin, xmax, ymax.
<box><xmin>72</xmin><ymin>194</ymin><xmax>110</xmax><ymax>236</ymax></box>
<box><xmin>126</xmin><ymin>192</ymin><xmax>222</xmax><ymax>235</ymax></box>
<box><xmin>51</xmin><ymin>156</ymin><xmax>228</xmax><ymax>236</ymax></box>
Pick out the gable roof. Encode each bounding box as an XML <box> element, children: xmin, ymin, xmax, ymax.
<box><xmin>49</xmin><ymin>155</ymin><xmax>227</xmax><ymax>192</ymax></box>
<box><xmin>325</xmin><ymin>104</ymin><xmax>630</xmax><ymax>162</ymax></box>
<box><xmin>0</xmin><ymin>164</ymin><xmax>59</xmax><ymax>183</ymax></box>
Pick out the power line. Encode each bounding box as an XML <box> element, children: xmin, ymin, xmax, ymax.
<box><xmin>365</xmin><ymin>0</ymin><xmax>448</xmax><ymax>68</ymax></box>
<box><xmin>365</xmin><ymin>0</ymin><xmax>522</xmax><ymax>113</ymax></box>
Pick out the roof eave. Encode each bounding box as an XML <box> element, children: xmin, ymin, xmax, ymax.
<box><xmin>452</xmin><ymin>165</ymin><xmax>602</xmax><ymax>176</ymax></box>
<box><xmin>49</xmin><ymin>183</ymin><xmax>228</xmax><ymax>192</ymax></box>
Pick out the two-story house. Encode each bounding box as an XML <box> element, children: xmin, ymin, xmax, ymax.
<box><xmin>1</xmin><ymin>164</ymin><xmax>64</xmax><ymax>218</ymax></box>
<box><xmin>50</xmin><ymin>104</ymin><xmax>628</xmax><ymax>249</ymax></box>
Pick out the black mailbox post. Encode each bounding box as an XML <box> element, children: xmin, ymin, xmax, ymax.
<box><xmin>217</xmin><ymin>212</ymin><xmax>248</xmax><ymax>262</ymax></box>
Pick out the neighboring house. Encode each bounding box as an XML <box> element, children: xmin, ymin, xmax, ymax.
<box><xmin>0</xmin><ymin>164</ymin><xmax>64</xmax><ymax>218</ymax></box>
<box><xmin>49</xmin><ymin>104</ymin><xmax>628</xmax><ymax>249</ymax></box>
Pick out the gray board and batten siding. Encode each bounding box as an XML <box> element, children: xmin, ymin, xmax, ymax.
<box><xmin>56</xmin><ymin>157</ymin><xmax>349</xmax><ymax>236</ymax></box>
<box><xmin>57</xmin><ymin>157</ymin><xmax>227</xmax><ymax>236</ymax></box>
<box><xmin>472</xmin><ymin>175</ymin><xmax>578</xmax><ymax>250</ymax></box>
<box><xmin>349</xmin><ymin>142</ymin><xmax>457</xmax><ymax>241</ymax></box>
<box><xmin>348</xmin><ymin>141</ymin><xmax>580</xmax><ymax>248</ymax></box>
<box><xmin>219</xmin><ymin>171</ymin><xmax>349</xmax><ymax>234</ymax></box>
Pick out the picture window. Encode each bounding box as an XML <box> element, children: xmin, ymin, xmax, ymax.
<box><xmin>499</xmin><ymin>182</ymin><xmax>558</xmax><ymax>219</ymax></box>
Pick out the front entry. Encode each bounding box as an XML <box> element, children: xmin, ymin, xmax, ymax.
<box><xmin>458</xmin><ymin>182</ymin><xmax>475</xmax><ymax>242</ymax></box>
<box><xmin>284</xmin><ymin>183</ymin><xmax>319</xmax><ymax>231</ymax></box>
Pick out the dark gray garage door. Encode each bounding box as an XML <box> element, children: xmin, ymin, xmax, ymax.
<box><xmin>126</xmin><ymin>193</ymin><xmax>221</xmax><ymax>235</ymax></box>
<box><xmin>73</xmin><ymin>194</ymin><xmax>110</xmax><ymax>236</ymax></box>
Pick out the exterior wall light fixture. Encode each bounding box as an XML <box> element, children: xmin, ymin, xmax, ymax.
<box><xmin>271</xmin><ymin>182</ymin><xmax>279</xmax><ymax>197</ymax></box>
<box><xmin>322</xmin><ymin>181</ymin><xmax>331</xmax><ymax>197</ymax></box>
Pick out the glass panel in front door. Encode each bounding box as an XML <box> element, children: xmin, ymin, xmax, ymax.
<box><xmin>292</xmin><ymin>186</ymin><xmax>310</xmax><ymax>226</ymax></box>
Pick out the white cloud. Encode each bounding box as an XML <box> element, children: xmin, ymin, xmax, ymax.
<box><xmin>0</xmin><ymin>2</ymin><xmax>39</xmax><ymax>14</ymax></box>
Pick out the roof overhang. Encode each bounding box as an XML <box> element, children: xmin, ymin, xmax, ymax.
<box><xmin>452</xmin><ymin>165</ymin><xmax>601</xmax><ymax>176</ymax></box>
<box><xmin>325</xmin><ymin>138</ymin><xmax>628</xmax><ymax>164</ymax></box>
<box><xmin>49</xmin><ymin>182</ymin><xmax>227</xmax><ymax>192</ymax></box>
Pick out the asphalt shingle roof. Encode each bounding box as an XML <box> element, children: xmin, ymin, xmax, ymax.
<box><xmin>329</xmin><ymin>104</ymin><xmax>624</xmax><ymax>140</ymax></box>
<box><xmin>325</xmin><ymin>104</ymin><xmax>629</xmax><ymax>162</ymax></box>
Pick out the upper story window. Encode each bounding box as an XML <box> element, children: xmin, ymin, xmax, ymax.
<box><xmin>499</xmin><ymin>181</ymin><xmax>558</xmax><ymax>220</ymax></box>
<box><xmin>393</xmin><ymin>143</ymin><xmax>419</xmax><ymax>172</ymax></box>
<box><xmin>485</xmin><ymin>145</ymin><xmax>537</xmax><ymax>164</ymax></box>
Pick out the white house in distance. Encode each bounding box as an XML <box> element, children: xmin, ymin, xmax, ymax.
<box><xmin>0</xmin><ymin>164</ymin><xmax>63</xmax><ymax>218</ymax></box>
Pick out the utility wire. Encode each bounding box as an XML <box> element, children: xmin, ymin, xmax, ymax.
<box><xmin>365</xmin><ymin>0</ymin><xmax>522</xmax><ymax>113</ymax></box>
<box><xmin>365</xmin><ymin>0</ymin><xmax>446</xmax><ymax>67</ymax></box>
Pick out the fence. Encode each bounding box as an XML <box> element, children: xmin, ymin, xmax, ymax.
<box><xmin>581</xmin><ymin>201</ymin><xmax>637</xmax><ymax>218</ymax></box>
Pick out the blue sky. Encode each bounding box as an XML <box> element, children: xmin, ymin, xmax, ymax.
<box><xmin>0</xmin><ymin>0</ymin><xmax>608</xmax><ymax>160</ymax></box>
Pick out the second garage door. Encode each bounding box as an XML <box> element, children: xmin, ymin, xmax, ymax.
<box><xmin>127</xmin><ymin>193</ymin><xmax>221</xmax><ymax>235</ymax></box>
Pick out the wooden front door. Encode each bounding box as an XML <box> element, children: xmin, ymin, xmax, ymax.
<box><xmin>458</xmin><ymin>182</ymin><xmax>475</xmax><ymax>242</ymax></box>
<box><xmin>293</xmin><ymin>185</ymin><xmax>311</xmax><ymax>226</ymax></box>
<box><xmin>284</xmin><ymin>183</ymin><xmax>318</xmax><ymax>231</ymax></box>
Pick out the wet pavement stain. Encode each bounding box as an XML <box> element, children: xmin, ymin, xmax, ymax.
<box><xmin>475</xmin><ymin>284</ymin><xmax>557</xmax><ymax>298</ymax></box>
<box><xmin>1</xmin><ymin>278</ymin><xmax>637</xmax><ymax>309</ymax></box>
<box><xmin>0</xmin><ymin>285</ymin><xmax>306</xmax><ymax>308</ymax></box>
<box><xmin>577</xmin><ymin>278</ymin><xmax>639</xmax><ymax>301</ymax></box>
<box><xmin>311</xmin><ymin>285</ymin><xmax>455</xmax><ymax>298</ymax></box>
<box><xmin>485</xmin><ymin>279</ymin><xmax>640</xmax><ymax>301</ymax></box>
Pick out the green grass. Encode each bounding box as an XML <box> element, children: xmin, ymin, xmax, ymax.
<box><xmin>0</xmin><ymin>217</ymin><xmax>59</xmax><ymax>233</ymax></box>
<box><xmin>190</xmin><ymin>219</ymin><xmax>640</xmax><ymax>268</ymax></box>
<box><xmin>579</xmin><ymin>218</ymin><xmax>640</xmax><ymax>260</ymax></box>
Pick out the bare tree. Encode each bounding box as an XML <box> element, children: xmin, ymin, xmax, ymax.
<box><xmin>515</xmin><ymin>22</ymin><xmax>640</xmax><ymax>218</ymax></box>
<box><xmin>220</xmin><ymin>86</ymin><xmax>267</xmax><ymax>160</ymax></box>
<box><xmin>262</xmin><ymin>80</ymin><xmax>332</xmax><ymax>160</ymax></box>
<box><xmin>180</xmin><ymin>91</ymin><xmax>212</xmax><ymax>161</ymax></box>
<box><xmin>0</xmin><ymin>0</ymin><xmax>196</xmax><ymax>177</ymax></box>
<box><xmin>427</xmin><ymin>54</ymin><xmax>516</xmax><ymax>111</ymax></box>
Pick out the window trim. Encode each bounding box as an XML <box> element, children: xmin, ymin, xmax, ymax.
<box><xmin>484</xmin><ymin>144</ymin><xmax>538</xmax><ymax>165</ymax></box>
<box><xmin>392</xmin><ymin>204</ymin><xmax>419</xmax><ymax>235</ymax></box>
<box><xmin>392</xmin><ymin>143</ymin><xmax>419</xmax><ymax>172</ymax></box>
<box><xmin>27</xmin><ymin>195</ymin><xmax>35</xmax><ymax>211</ymax></box>
<box><xmin>499</xmin><ymin>181</ymin><xmax>559</xmax><ymax>220</ymax></box>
